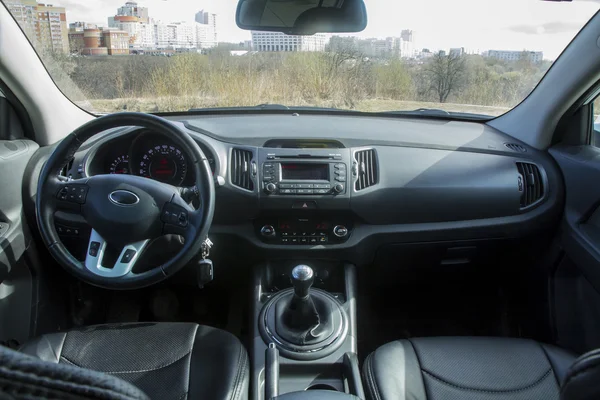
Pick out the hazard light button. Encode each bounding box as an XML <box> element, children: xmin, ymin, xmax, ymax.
<box><xmin>292</xmin><ymin>201</ymin><xmax>317</xmax><ymax>210</ymax></box>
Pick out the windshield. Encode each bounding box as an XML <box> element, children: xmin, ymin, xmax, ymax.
<box><xmin>2</xmin><ymin>0</ymin><xmax>598</xmax><ymax>117</ymax></box>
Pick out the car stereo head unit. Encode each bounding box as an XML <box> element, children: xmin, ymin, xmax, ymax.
<box><xmin>262</xmin><ymin>160</ymin><xmax>347</xmax><ymax>196</ymax></box>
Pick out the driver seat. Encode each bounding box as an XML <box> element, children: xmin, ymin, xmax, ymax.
<box><xmin>3</xmin><ymin>322</ymin><xmax>249</xmax><ymax>400</ymax></box>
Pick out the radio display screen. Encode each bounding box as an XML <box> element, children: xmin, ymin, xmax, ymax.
<box><xmin>281</xmin><ymin>163</ymin><xmax>328</xmax><ymax>180</ymax></box>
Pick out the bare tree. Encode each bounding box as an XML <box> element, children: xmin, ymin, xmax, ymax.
<box><xmin>425</xmin><ymin>53</ymin><xmax>466</xmax><ymax>103</ymax></box>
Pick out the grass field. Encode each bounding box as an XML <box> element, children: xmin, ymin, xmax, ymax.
<box><xmin>84</xmin><ymin>97</ymin><xmax>511</xmax><ymax>116</ymax></box>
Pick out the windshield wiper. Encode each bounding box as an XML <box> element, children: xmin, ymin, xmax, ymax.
<box><xmin>382</xmin><ymin>108</ymin><xmax>491</xmax><ymax>119</ymax></box>
<box><xmin>188</xmin><ymin>104</ymin><xmax>345</xmax><ymax>112</ymax></box>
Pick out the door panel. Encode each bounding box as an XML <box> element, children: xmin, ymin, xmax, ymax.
<box><xmin>0</xmin><ymin>96</ymin><xmax>39</xmax><ymax>345</ymax></box>
<box><xmin>550</xmin><ymin>144</ymin><xmax>600</xmax><ymax>353</ymax></box>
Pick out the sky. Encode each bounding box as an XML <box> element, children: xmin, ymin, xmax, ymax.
<box><xmin>55</xmin><ymin>0</ymin><xmax>600</xmax><ymax>59</ymax></box>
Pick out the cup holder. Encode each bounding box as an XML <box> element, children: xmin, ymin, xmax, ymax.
<box><xmin>306</xmin><ymin>384</ymin><xmax>339</xmax><ymax>391</ymax></box>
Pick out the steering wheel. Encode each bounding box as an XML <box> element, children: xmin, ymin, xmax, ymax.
<box><xmin>36</xmin><ymin>113</ymin><xmax>215</xmax><ymax>290</ymax></box>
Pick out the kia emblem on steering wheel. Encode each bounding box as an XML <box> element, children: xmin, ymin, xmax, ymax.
<box><xmin>108</xmin><ymin>190</ymin><xmax>140</xmax><ymax>206</ymax></box>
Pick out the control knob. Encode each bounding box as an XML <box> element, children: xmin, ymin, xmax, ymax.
<box><xmin>333</xmin><ymin>225</ymin><xmax>348</xmax><ymax>238</ymax></box>
<box><xmin>265</xmin><ymin>183</ymin><xmax>277</xmax><ymax>194</ymax></box>
<box><xmin>261</xmin><ymin>225</ymin><xmax>276</xmax><ymax>237</ymax></box>
<box><xmin>333</xmin><ymin>184</ymin><xmax>344</xmax><ymax>194</ymax></box>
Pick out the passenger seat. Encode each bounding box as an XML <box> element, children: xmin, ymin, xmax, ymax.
<box><xmin>362</xmin><ymin>337</ymin><xmax>598</xmax><ymax>400</ymax></box>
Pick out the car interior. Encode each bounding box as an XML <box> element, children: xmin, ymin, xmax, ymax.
<box><xmin>2</xmin><ymin>0</ymin><xmax>600</xmax><ymax>399</ymax></box>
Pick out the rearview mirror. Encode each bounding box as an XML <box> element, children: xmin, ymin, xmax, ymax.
<box><xmin>236</xmin><ymin>0</ymin><xmax>368</xmax><ymax>35</ymax></box>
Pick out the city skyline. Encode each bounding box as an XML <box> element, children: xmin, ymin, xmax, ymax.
<box><xmin>41</xmin><ymin>0</ymin><xmax>599</xmax><ymax>59</ymax></box>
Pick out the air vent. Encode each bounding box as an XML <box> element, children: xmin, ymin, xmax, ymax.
<box><xmin>505</xmin><ymin>143</ymin><xmax>527</xmax><ymax>153</ymax></box>
<box><xmin>517</xmin><ymin>162</ymin><xmax>544</xmax><ymax>208</ymax></box>
<box><xmin>231</xmin><ymin>148</ymin><xmax>254</xmax><ymax>191</ymax></box>
<box><xmin>355</xmin><ymin>149</ymin><xmax>378</xmax><ymax>191</ymax></box>
<box><xmin>60</xmin><ymin>158</ymin><xmax>74</xmax><ymax>177</ymax></box>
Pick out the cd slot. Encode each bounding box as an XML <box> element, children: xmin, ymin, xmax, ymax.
<box><xmin>274</xmin><ymin>155</ymin><xmax>332</xmax><ymax>159</ymax></box>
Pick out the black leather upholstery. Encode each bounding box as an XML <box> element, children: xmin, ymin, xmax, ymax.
<box><xmin>19</xmin><ymin>322</ymin><xmax>249</xmax><ymax>400</ymax></box>
<box><xmin>561</xmin><ymin>348</ymin><xmax>600</xmax><ymax>400</ymax></box>
<box><xmin>0</xmin><ymin>344</ymin><xmax>148</xmax><ymax>399</ymax></box>
<box><xmin>363</xmin><ymin>337</ymin><xmax>576</xmax><ymax>400</ymax></box>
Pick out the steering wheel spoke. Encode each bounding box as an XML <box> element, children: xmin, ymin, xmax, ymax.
<box><xmin>85</xmin><ymin>229</ymin><xmax>150</xmax><ymax>278</ymax></box>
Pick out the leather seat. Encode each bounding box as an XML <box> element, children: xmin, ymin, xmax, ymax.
<box><xmin>10</xmin><ymin>322</ymin><xmax>249</xmax><ymax>400</ymax></box>
<box><xmin>363</xmin><ymin>337</ymin><xmax>576</xmax><ymax>400</ymax></box>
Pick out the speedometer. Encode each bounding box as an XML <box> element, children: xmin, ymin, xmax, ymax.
<box><xmin>109</xmin><ymin>155</ymin><xmax>129</xmax><ymax>174</ymax></box>
<box><xmin>138</xmin><ymin>144</ymin><xmax>187</xmax><ymax>186</ymax></box>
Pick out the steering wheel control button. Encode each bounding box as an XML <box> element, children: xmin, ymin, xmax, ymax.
<box><xmin>57</xmin><ymin>187</ymin><xmax>69</xmax><ymax>201</ymax></box>
<box><xmin>89</xmin><ymin>241</ymin><xmax>101</xmax><ymax>257</ymax></box>
<box><xmin>55</xmin><ymin>224</ymin><xmax>84</xmax><ymax>237</ymax></box>
<box><xmin>261</xmin><ymin>225</ymin><xmax>276</xmax><ymax>237</ymax></box>
<box><xmin>333</xmin><ymin>225</ymin><xmax>349</xmax><ymax>238</ymax></box>
<box><xmin>161</xmin><ymin>203</ymin><xmax>189</xmax><ymax>227</ymax></box>
<box><xmin>292</xmin><ymin>201</ymin><xmax>317</xmax><ymax>210</ymax></box>
<box><xmin>177</xmin><ymin>212</ymin><xmax>188</xmax><ymax>227</ymax></box>
<box><xmin>57</xmin><ymin>185</ymin><xmax>89</xmax><ymax>204</ymax></box>
<box><xmin>120</xmin><ymin>249</ymin><xmax>137</xmax><ymax>264</ymax></box>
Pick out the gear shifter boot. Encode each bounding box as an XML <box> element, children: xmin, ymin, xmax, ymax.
<box><xmin>274</xmin><ymin>290</ymin><xmax>335</xmax><ymax>346</ymax></box>
<box><xmin>284</xmin><ymin>293</ymin><xmax>320</xmax><ymax>329</ymax></box>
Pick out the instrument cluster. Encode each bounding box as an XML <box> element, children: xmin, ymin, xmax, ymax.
<box><xmin>87</xmin><ymin>130</ymin><xmax>216</xmax><ymax>186</ymax></box>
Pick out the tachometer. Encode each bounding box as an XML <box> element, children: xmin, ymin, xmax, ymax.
<box><xmin>109</xmin><ymin>155</ymin><xmax>130</xmax><ymax>174</ymax></box>
<box><xmin>139</xmin><ymin>144</ymin><xmax>187</xmax><ymax>185</ymax></box>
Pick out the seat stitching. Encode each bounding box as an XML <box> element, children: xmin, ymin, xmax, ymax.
<box><xmin>60</xmin><ymin>350</ymin><xmax>192</xmax><ymax>374</ymax></box>
<box><xmin>538</xmin><ymin>342</ymin><xmax>561</xmax><ymax>386</ymax></box>
<box><xmin>421</xmin><ymin>368</ymin><xmax>553</xmax><ymax>393</ymax></box>
<box><xmin>407</xmin><ymin>338</ymin><xmax>428</xmax><ymax>398</ymax></box>
<box><xmin>368</xmin><ymin>354</ymin><xmax>382</xmax><ymax>400</ymax></box>
<box><xmin>229</xmin><ymin>341</ymin><xmax>247</xmax><ymax>400</ymax></box>
<box><xmin>365</xmin><ymin>352</ymin><xmax>381</xmax><ymax>400</ymax></box>
<box><xmin>238</xmin><ymin>347</ymin><xmax>249</xmax><ymax>400</ymax></box>
<box><xmin>229</xmin><ymin>343</ymin><xmax>242</xmax><ymax>400</ymax></box>
<box><xmin>186</xmin><ymin>325</ymin><xmax>199</xmax><ymax>400</ymax></box>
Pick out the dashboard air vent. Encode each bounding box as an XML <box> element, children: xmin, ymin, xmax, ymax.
<box><xmin>517</xmin><ymin>162</ymin><xmax>544</xmax><ymax>208</ymax></box>
<box><xmin>505</xmin><ymin>143</ymin><xmax>527</xmax><ymax>153</ymax></box>
<box><xmin>231</xmin><ymin>148</ymin><xmax>254</xmax><ymax>191</ymax></box>
<box><xmin>355</xmin><ymin>149</ymin><xmax>378</xmax><ymax>191</ymax></box>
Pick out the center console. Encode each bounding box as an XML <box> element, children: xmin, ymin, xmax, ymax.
<box><xmin>251</xmin><ymin>261</ymin><xmax>362</xmax><ymax>400</ymax></box>
<box><xmin>256</xmin><ymin>147</ymin><xmax>355</xmax><ymax>247</ymax></box>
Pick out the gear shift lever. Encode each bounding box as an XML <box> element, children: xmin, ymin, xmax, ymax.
<box><xmin>269</xmin><ymin>264</ymin><xmax>338</xmax><ymax>346</ymax></box>
<box><xmin>291</xmin><ymin>265</ymin><xmax>314</xmax><ymax>299</ymax></box>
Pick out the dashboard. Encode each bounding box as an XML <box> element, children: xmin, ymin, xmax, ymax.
<box><xmin>54</xmin><ymin>112</ymin><xmax>564</xmax><ymax>267</ymax></box>
<box><xmin>84</xmin><ymin>130</ymin><xmax>216</xmax><ymax>187</ymax></box>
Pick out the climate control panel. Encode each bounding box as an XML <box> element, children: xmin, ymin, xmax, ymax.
<box><xmin>256</xmin><ymin>217</ymin><xmax>352</xmax><ymax>245</ymax></box>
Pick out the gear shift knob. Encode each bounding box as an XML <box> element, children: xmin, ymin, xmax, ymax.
<box><xmin>291</xmin><ymin>265</ymin><xmax>314</xmax><ymax>298</ymax></box>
